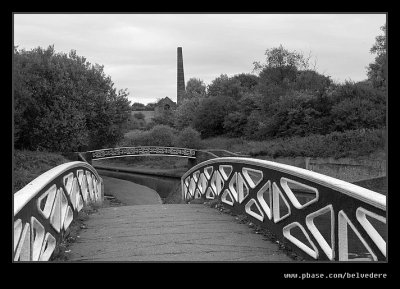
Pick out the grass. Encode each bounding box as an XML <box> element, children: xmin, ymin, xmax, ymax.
<box><xmin>201</xmin><ymin>128</ymin><xmax>385</xmax><ymax>159</ymax></box>
<box><xmin>13</xmin><ymin>149</ymin><xmax>69</xmax><ymax>193</ymax></box>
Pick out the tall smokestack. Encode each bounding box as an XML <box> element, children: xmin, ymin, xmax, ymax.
<box><xmin>177</xmin><ymin>47</ymin><xmax>185</xmax><ymax>105</ymax></box>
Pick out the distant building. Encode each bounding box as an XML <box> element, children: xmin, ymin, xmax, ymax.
<box><xmin>154</xmin><ymin>97</ymin><xmax>177</xmax><ymax>118</ymax></box>
<box><xmin>131</xmin><ymin>97</ymin><xmax>176</xmax><ymax>124</ymax></box>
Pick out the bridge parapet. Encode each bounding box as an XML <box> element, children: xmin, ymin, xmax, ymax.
<box><xmin>87</xmin><ymin>146</ymin><xmax>196</xmax><ymax>162</ymax></box>
<box><xmin>13</xmin><ymin>161</ymin><xmax>103</xmax><ymax>261</ymax></box>
<box><xmin>181</xmin><ymin>157</ymin><xmax>386</xmax><ymax>261</ymax></box>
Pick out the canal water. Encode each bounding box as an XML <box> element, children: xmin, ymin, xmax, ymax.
<box><xmin>96</xmin><ymin>168</ymin><xmax>181</xmax><ymax>203</ymax></box>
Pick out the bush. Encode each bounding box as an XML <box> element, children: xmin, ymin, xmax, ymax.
<box><xmin>147</xmin><ymin>125</ymin><xmax>177</xmax><ymax>146</ymax></box>
<box><xmin>245</xmin><ymin>128</ymin><xmax>385</xmax><ymax>158</ymax></box>
<box><xmin>133</xmin><ymin>112</ymin><xmax>145</xmax><ymax>120</ymax></box>
<box><xmin>201</xmin><ymin>128</ymin><xmax>385</xmax><ymax>159</ymax></box>
<box><xmin>201</xmin><ymin>136</ymin><xmax>247</xmax><ymax>152</ymax></box>
<box><xmin>121</xmin><ymin>125</ymin><xmax>177</xmax><ymax>147</ymax></box>
<box><xmin>14</xmin><ymin>150</ymin><xmax>69</xmax><ymax>193</ymax></box>
<box><xmin>176</xmin><ymin>127</ymin><xmax>202</xmax><ymax>149</ymax></box>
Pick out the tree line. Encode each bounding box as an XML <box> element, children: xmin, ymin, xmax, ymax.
<box><xmin>140</xmin><ymin>23</ymin><xmax>386</xmax><ymax>140</ymax></box>
<box><xmin>14</xmin><ymin>45</ymin><xmax>132</xmax><ymax>152</ymax></box>
<box><xmin>14</xmin><ymin>23</ymin><xmax>386</xmax><ymax>153</ymax></box>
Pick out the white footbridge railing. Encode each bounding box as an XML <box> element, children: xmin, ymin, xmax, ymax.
<box><xmin>181</xmin><ymin>157</ymin><xmax>387</xmax><ymax>261</ymax></box>
<box><xmin>13</xmin><ymin>162</ymin><xmax>103</xmax><ymax>261</ymax></box>
<box><xmin>13</xmin><ymin>154</ymin><xmax>386</xmax><ymax>261</ymax></box>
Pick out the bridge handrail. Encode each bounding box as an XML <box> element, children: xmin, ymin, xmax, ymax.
<box><xmin>13</xmin><ymin>161</ymin><xmax>104</xmax><ymax>261</ymax></box>
<box><xmin>183</xmin><ymin>157</ymin><xmax>385</xmax><ymax>209</ymax></box>
<box><xmin>181</xmin><ymin>157</ymin><xmax>386</xmax><ymax>261</ymax></box>
<box><xmin>86</xmin><ymin>146</ymin><xmax>197</xmax><ymax>160</ymax></box>
<box><xmin>199</xmin><ymin>149</ymin><xmax>248</xmax><ymax>157</ymax></box>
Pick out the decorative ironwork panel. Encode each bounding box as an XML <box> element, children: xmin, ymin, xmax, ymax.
<box><xmin>13</xmin><ymin>161</ymin><xmax>104</xmax><ymax>261</ymax></box>
<box><xmin>88</xmin><ymin>146</ymin><xmax>196</xmax><ymax>160</ymax></box>
<box><xmin>181</xmin><ymin>157</ymin><xmax>386</xmax><ymax>261</ymax></box>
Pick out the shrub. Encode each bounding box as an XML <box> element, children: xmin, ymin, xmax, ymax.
<box><xmin>133</xmin><ymin>112</ymin><xmax>145</xmax><ymax>120</ymax></box>
<box><xmin>176</xmin><ymin>127</ymin><xmax>202</xmax><ymax>149</ymax></box>
<box><xmin>14</xmin><ymin>150</ymin><xmax>69</xmax><ymax>193</ymax></box>
<box><xmin>201</xmin><ymin>136</ymin><xmax>247</xmax><ymax>152</ymax></box>
<box><xmin>121</xmin><ymin>125</ymin><xmax>177</xmax><ymax>147</ymax></box>
<box><xmin>147</xmin><ymin>125</ymin><xmax>177</xmax><ymax>146</ymax></box>
<box><xmin>246</xmin><ymin>128</ymin><xmax>385</xmax><ymax>158</ymax></box>
<box><xmin>202</xmin><ymin>128</ymin><xmax>385</xmax><ymax>159</ymax></box>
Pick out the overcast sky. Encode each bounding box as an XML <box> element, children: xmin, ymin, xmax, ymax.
<box><xmin>14</xmin><ymin>13</ymin><xmax>386</xmax><ymax>105</ymax></box>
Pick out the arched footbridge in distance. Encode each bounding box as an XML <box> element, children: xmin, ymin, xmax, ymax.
<box><xmin>13</xmin><ymin>146</ymin><xmax>387</xmax><ymax>261</ymax></box>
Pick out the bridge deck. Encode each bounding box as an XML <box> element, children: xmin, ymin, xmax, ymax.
<box><xmin>67</xmin><ymin>204</ymin><xmax>292</xmax><ymax>262</ymax></box>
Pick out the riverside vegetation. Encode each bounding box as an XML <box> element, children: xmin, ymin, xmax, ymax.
<box><xmin>14</xmin><ymin>24</ymin><xmax>386</xmax><ymax>190</ymax></box>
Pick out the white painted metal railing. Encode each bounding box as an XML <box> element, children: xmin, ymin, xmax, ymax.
<box><xmin>181</xmin><ymin>157</ymin><xmax>387</xmax><ymax>261</ymax></box>
<box><xmin>13</xmin><ymin>161</ymin><xmax>104</xmax><ymax>261</ymax></box>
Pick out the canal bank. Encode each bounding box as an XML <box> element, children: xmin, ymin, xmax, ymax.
<box><xmin>102</xmin><ymin>175</ymin><xmax>162</xmax><ymax>205</ymax></box>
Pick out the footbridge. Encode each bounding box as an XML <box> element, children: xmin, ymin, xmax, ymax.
<box><xmin>13</xmin><ymin>146</ymin><xmax>387</xmax><ymax>262</ymax></box>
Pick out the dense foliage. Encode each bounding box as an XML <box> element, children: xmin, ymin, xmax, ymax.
<box><xmin>367</xmin><ymin>23</ymin><xmax>387</xmax><ymax>90</ymax></box>
<box><xmin>167</xmin><ymin>35</ymin><xmax>386</xmax><ymax>142</ymax></box>
<box><xmin>14</xmin><ymin>45</ymin><xmax>131</xmax><ymax>152</ymax></box>
<box><xmin>120</xmin><ymin>125</ymin><xmax>202</xmax><ymax>149</ymax></box>
<box><xmin>202</xmin><ymin>128</ymin><xmax>385</xmax><ymax>159</ymax></box>
<box><xmin>17</xmin><ymin>24</ymin><xmax>383</xmax><ymax>159</ymax></box>
<box><xmin>14</xmin><ymin>150</ymin><xmax>69</xmax><ymax>193</ymax></box>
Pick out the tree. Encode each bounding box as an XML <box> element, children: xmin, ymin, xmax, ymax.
<box><xmin>207</xmin><ymin>74</ymin><xmax>242</xmax><ymax>100</ymax></box>
<box><xmin>232</xmin><ymin>73</ymin><xmax>259</xmax><ymax>94</ymax></box>
<box><xmin>294</xmin><ymin>70</ymin><xmax>331</xmax><ymax>95</ymax></box>
<box><xmin>253</xmin><ymin>45</ymin><xmax>311</xmax><ymax>86</ymax></box>
<box><xmin>330</xmin><ymin>98</ymin><xmax>385</xmax><ymax>132</ymax></box>
<box><xmin>223</xmin><ymin>112</ymin><xmax>248</xmax><ymax>137</ymax></box>
<box><xmin>174</xmin><ymin>98</ymin><xmax>201</xmax><ymax>130</ymax></box>
<box><xmin>132</xmin><ymin>102</ymin><xmax>146</xmax><ymax>110</ymax></box>
<box><xmin>253</xmin><ymin>45</ymin><xmax>331</xmax><ymax>117</ymax></box>
<box><xmin>184</xmin><ymin>78</ymin><xmax>207</xmax><ymax>99</ymax></box>
<box><xmin>367</xmin><ymin>23</ymin><xmax>387</xmax><ymax>90</ymax></box>
<box><xmin>329</xmin><ymin>81</ymin><xmax>386</xmax><ymax>132</ymax></box>
<box><xmin>193</xmin><ymin>96</ymin><xmax>237</xmax><ymax>138</ymax></box>
<box><xmin>14</xmin><ymin>45</ymin><xmax>131</xmax><ymax>151</ymax></box>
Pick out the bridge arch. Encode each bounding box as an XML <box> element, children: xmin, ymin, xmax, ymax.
<box><xmin>181</xmin><ymin>157</ymin><xmax>386</xmax><ymax>261</ymax></box>
<box><xmin>87</xmin><ymin>146</ymin><xmax>197</xmax><ymax>161</ymax></box>
<box><xmin>13</xmin><ymin>153</ymin><xmax>386</xmax><ymax>261</ymax></box>
<box><xmin>13</xmin><ymin>161</ymin><xmax>103</xmax><ymax>261</ymax></box>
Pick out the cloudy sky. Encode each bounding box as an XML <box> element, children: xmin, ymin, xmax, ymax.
<box><xmin>14</xmin><ymin>13</ymin><xmax>386</xmax><ymax>105</ymax></box>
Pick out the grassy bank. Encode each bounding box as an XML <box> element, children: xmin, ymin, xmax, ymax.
<box><xmin>201</xmin><ymin>128</ymin><xmax>385</xmax><ymax>159</ymax></box>
<box><xmin>13</xmin><ymin>150</ymin><xmax>69</xmax><ymax>193</ymax></box>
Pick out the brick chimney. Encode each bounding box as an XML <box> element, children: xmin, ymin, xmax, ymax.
<box><xmin>177</xmin><ymin>47</ymin><xmax>185</xmax><ymax>105</ymax></box>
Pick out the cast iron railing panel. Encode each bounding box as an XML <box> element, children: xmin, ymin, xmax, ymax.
<box><xmin>181</xmin><ymin>157</ymin><xmax>386</xmax><ymax>261</ymax></box>
<box><xmin>13</xmin><ymin>161</ymin><xmax>104</xmax><ymax>261</ymax></box>
<box><xmin>87</xmin><ymin>146</ymin><xmax>196</xmax><ymax>161</ymax></box>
